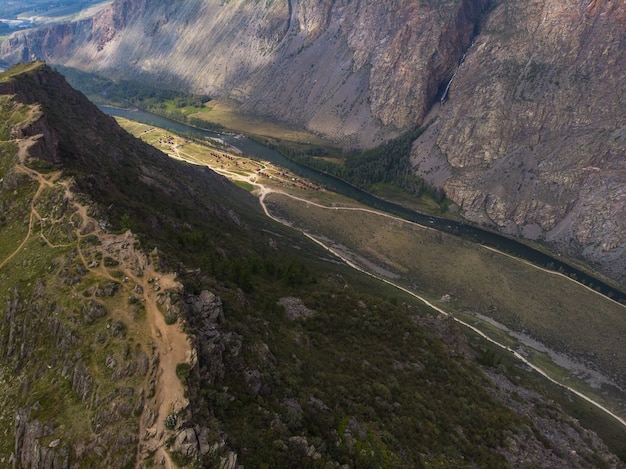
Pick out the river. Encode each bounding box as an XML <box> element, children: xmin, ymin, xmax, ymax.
<box><xmin>100</xmin><ymin>106</ymin><xmax>626</xmax><ymax>302</ymax></box>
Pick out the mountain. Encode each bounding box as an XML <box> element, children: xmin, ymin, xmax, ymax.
<box><xmin>1</xmin><ymin>0</ymin><xmax>623</xmax><ymax>285</ymax></box>
<box><xmin>0</xmin><ymin>60</ymin><xmax>265</xmax><ymax>468</ymax></box>
<box><xmin>412</xmin><ymin>0</ymin><xmax>626</xmax><ymax>284</ymax></box>
<box><xmin>0</xmin><ymin>0</ymin><xmax>488</xmax><ymax>148</ymax></box>
<box><xmin>1</xmin><ymin>62</ymin><xmax>624</xmax><ymax>468</ymax></box>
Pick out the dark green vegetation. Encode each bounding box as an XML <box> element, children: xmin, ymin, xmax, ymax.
<box><xmin>193</xmin><ymin>284</ymin><xmax>516</xmax><ymax>467</ymax></box>
<box><xmin>1</xmin><ymin>63</ymin><xmax>624</xmax><ymax>468</ymax></box>
<box><xmin>466</xmin><ymin>333</ymin><xmax>626</xmax><ymax>465</ymax></box>
<box><xmin>264</xmin><ymin>195</ymin><xmax>626</xmax><ymax>394</ymax></box>
<box><xmin>276</xmin><ymin>126</ymin><xmax>447</xmax><ymax>204</ymax></box>
<box><xmin>56</xmin><ymin>66</ymin><xmax>223</xmax><ymax>131</ymax></box>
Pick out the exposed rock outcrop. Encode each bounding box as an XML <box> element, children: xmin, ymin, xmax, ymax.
<box><xmin>13</xmin><ymin>407</ymin><xmax>70</xmax><ymax>469</ymax></box>
<box><xmin>278</xmin><ymin>296</ymin><xmax>315</xmax><ymax>320</ymax></box>
<box><xmin>412</xmin><ymin>0</ymin><xmax>626</xmax><ymax>282</ymax></box>
<box><xmin>184</xmin><ymin>290</ymin><xmax>232</xmax><ymax>385</ymax></box>
<box><xmin>168</xmin><ymin>422</ymin><xmax>238</xmax><ymax>468</ymax></box>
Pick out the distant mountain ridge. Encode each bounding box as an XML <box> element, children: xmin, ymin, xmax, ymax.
<box><xmin>0</xmin><ymin>0</ymin><xmax>488</xmax><ymax>148</ymax></box>
<box><xmin>1</xmin><ymin>0</ymin><xmax>624</xmax><ymax>283</ymax></box>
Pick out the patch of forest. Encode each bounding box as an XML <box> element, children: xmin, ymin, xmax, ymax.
<box><xmin>278</xmin><ymin>127</ymin><xmax>447</xmax><ymax>203</ymax></box>
<box><xmin>55</xmin><ymin>65</ymin><xmax>224</xmax><ymax>130</ymax></box>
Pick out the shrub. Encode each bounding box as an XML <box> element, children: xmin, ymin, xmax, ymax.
<box><xmin>176</xmin><ymin>363</ymin><xmax>191</xmax><ymax>383</ymax></box>
<box><xmin>164</xmin><ymin>413</ymin><xmax>178</xmax><ymax>430</ymax></box>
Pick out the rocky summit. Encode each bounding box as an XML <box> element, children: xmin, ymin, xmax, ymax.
<box><xmin>1</xmin><ymin>0</ymin><xmax>623</xmax><ymax>284</ymax></box>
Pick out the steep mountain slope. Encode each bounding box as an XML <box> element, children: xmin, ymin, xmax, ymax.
<box><xmin>412</xmin><ymin>0</ymin><xmax>626</xmax><ymax>283</ymax></box>
<box><xmin>0</xmin><ymin>0</ymin><xmax>487</xmax><ymax>148</ymax></box>
<box><xmin>0</xmin><ymin>69</ymin><xmax>181</xmax><ymax>467</ymax></box>
<box><xmin>0</xmin><ymin>61</ymin><xmax>263</xmax><ymax>468</ymax></box>
<box><xmin>1</xmin><ymin>0</ymin><xmax>624</xmax><ymax>284</ymax></box>
<box><xmin>2</xmin><ymin>62</ymin><xmax>625</xmax><ymax>468</ymax></box>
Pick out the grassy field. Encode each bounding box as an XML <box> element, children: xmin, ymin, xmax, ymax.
<box><xmin>188</xmin><ymin>99</ymin><xmax>333</xmax><ymax>149</ymax></box>
<box><xmin>263</xmin><ymin>193</ymin><xmax>626</xmax><ymax>413</ymax></box>
<box><xmin>2</xmin><ymin>0</ymin><xmax>111</xmax><ymax>22</ymax></box>
<box><xmin>119</xmin><ymin>117</ymin><xmax>328</xmax><ymax>195</ymax></box>
<box><xmin>0</xmin><ymin>62</ymin><xmax>43</xmax><ymax>82</ymax></box>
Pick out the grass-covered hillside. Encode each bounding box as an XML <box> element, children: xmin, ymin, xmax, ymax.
<box><xmin>0</xmin><ymin>62</ymin><xmax>623</xmax><ymax>468</ymax></box>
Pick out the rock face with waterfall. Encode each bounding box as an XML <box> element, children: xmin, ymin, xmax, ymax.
<box><xmin>1</xmin><ymin>0</ymin><xmax>624</xmax><ymax>283</ymax></box>
<box><xmin>411</xmin><ymin>0</ymin><xmax>626</xmax><ymax>284</ymax></box>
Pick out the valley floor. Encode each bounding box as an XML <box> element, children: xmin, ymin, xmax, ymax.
<box><xmin>118</xmin><ymin>117</ymin><xmax>626</xmax><ymax>450</ymax></box>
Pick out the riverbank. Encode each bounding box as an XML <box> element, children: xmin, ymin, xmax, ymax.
<box><xmin>104</xmin><ymin>105</ymin><xmax>626</xmax><ymax>302</ymax></box>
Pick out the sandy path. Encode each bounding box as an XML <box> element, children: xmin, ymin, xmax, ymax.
<box><xmin>2</xmin><ymin>161</ymin><xmax>190</xmax><ymax>468</ymax></box>
<box><xmin>132</xmin><ymin>262</ymin><xmax>188</xmax><ymax>469</ymax></box>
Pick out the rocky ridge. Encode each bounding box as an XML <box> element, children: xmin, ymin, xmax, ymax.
<box><xmin>0</xmin><ymin>63</ymin><xmax>246</xmax><ymax>468</ymax></box>
<box><xmin>0</xmin><ymin>161</ymin><xmax>179</xmax><ymax>467</ymax></box>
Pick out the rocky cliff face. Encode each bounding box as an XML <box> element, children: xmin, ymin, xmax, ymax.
<box><xmin>412</xmin><ymin>0</ymin><xmax>626</xmax><ymax>283</ymax></box>
<box><xmin>0</xmin><ymin>0</ymin><xmax>487</xmax><ymax>147</ymax></box>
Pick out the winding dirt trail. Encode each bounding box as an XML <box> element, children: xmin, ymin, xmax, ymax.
<box><xmin>1</xmin><ymin>161</ymin><xmax>190</xmax><ymax>468</ymax></box>
<box><xmin>0</xmin><ymin>164</ymin><xmax>58</xmax><ymax>269</ymax></box>
<box><xmin>132</xmin><ymin>260</ymin><xmax>189</xmax><ymax>469</ymax></box>
<box><xmin>68</xmin><ymin>210</ymin><xmax>189</xmax><ymax>469</ymax></box>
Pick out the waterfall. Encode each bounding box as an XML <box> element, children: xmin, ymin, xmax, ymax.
<box><xmin>439</xmin><ymin>69</ymin><xmax>459</xmax><ymax>105</ymax></box>
<box><xmin>440</xmin><ymin>42</ymin><xmax>474</xmax><ymax>106</ymax></box>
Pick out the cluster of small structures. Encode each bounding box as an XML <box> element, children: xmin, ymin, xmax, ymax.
<box><xmin>255</xmin><ymin>167</ymin><xmax>321</xmax><ymax>191</ymax></box>
<box><xmin>134</xmin><ymin>123</ymin><xmax>323</xmax><ymax>192</ymax></box>
<box><xmin>210</xmin><ymin>151</ymin><xmax>239</xmax><ymax>169</ymax></box>
<box><xmin>158</xmin><ymin>135</ymin><xmax>183</xmax><ymax>149</ymax></box>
